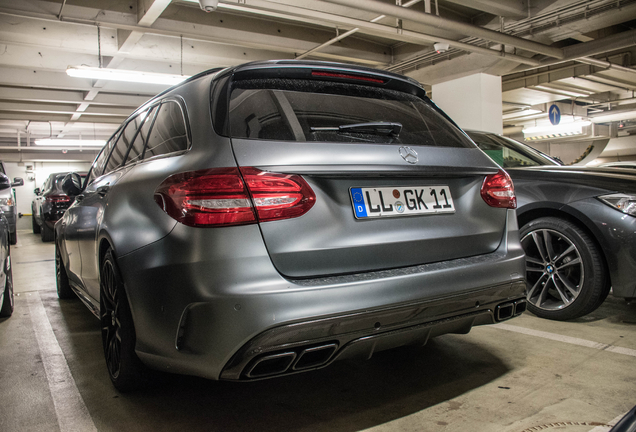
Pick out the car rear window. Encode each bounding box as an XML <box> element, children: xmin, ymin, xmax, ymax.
<box><xmin>54</xmin><ymin>175</ymin><xmax>86</xmax><ymax>192</ymax></box>
<box><xmin>226</xmin><ymin>78</ymin><xmax>473</xmax><ymax>147</ymax></box>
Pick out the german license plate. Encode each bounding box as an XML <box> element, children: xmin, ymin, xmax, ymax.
<box><xmin>350</xmin><ymin>186</ymin><xmax>455</xmax><ymax>219</ymax></box>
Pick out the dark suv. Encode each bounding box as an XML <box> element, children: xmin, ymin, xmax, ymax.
<box><xmin>56</xmin><ymin>60</ymin><xmax>526</xmax><ymax>391</ymax></box>
<box><xmin>32</xmin><ymin>172</ymin><xmax>87</xmax><ymax>242</ymax></box>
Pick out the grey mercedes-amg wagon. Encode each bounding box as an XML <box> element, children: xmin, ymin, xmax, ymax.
<box><xmin>56</xmin><ymin>60</ymin><xmax>526</xmax><ymax>391</ymax></box>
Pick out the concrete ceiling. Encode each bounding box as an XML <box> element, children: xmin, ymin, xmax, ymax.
<box><xmin>0</xmin><ymin>0</ymin><xmax>635</xmax><ymax>163</ymax></box>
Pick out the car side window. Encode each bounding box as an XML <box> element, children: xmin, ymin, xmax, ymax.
<box><xmin>105</xmin><ymin>110</ymin><xmax>149</xmax><ymax>173</ymax></box>
<box><xmin>143</xmin><ymin>101</ymin><xmax>188</xmax><ymax>160</ymax></box>
<box><xmin>86</xmin><ymin>132</ymin><xmax>119</xmax><ymax>186</ymax></box>
<box><xmin>125</xmin><ymin>106</ymin><xmax>157</xmax><ymax>166</ymax></box>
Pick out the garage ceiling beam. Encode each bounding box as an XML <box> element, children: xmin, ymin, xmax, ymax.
<box><xmin>0</xmin><ymin>2</ymin><xmax>541</xmax><ymax>68</ymax></box>
<box><xmin>318</xmin><ymin>0</ymin><xmax>564</xmax><ymax>59</ymax></box>
<box><xmin>67</xmin><ymin>0</ymin><xmax>173</xmax><ymax>132</ymax></box>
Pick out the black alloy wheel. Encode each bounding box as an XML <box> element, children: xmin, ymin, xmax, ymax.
<box><xmin>41</xmin><ymin>222</ymin><xmax>54</xmax><ymax>242</ymax></box>
<box><xmin>32</xmin><ymin>213</ymin><xmax>41</xmax><ymax>234</ymax></box>
<box><xmin>100</xmin><ymin>248</ymin><xmax>147</xmax><ymax>391</ymax></box>
<box><xmin>0</xmin><ymin>256</ymin><xmax>13</xmax><ymax>318</ymax></box>
<box><xmin>520</xmin><ymin>217</ymin><xmax>610</xmax><ymax>321</ymax></box>
<box><xmin>55</xmin><ymin>242</ymin><xmax>74</xmax><ymax>299</ymax></box>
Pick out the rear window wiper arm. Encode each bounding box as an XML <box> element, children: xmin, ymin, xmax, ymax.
<box><xmin>311</xmin><ymin>122</ymin><xmax>402</xmax><ymax>137</ymax></box>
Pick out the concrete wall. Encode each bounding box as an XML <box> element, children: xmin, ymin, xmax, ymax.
<box><xmin>431</xmin><ymin>73</ymin><xmax>503</xmax><ymax>134</ymax></box>
<box><xmin>4</xmin><ymin>161</ymin><xmax>92</xmax><ymax>215</ymax></box>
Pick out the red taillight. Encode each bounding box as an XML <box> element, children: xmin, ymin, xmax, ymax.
<box><xmin>481</xmin><ymin>169</ymin><xmax>517</xmax><ymax>209</ymax></box>
<box><xmin>240</xmin><ymin>167</ymin><xmax>316</xmax><ymax>222</ymax></box>
<box><xmin>154</xmin><ymin>167</ymin><xmax>316</xmax><ymax>227</ymax></box>
<box><xmin>46</xmin><ymin>195</ymin><xmax>71</xmax><ymax>204</ymax></box>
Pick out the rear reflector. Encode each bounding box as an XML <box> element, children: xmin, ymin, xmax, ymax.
<box><xmin>46</xmin><ymin>194</ymin><xmax>72</xmax><ymax>204</ymax></box>
<box><xmin>481</xmin><ymin>169</ymin><xmax>517</xmax><ymax>209</ymax></box>
<box><xmin>154</xmin><ymin>167</ymin><xmax>315</xmax><ymax>227</ymax></box>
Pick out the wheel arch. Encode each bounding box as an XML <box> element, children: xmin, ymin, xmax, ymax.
<box><xmin>97</xmin><ymin>232</ymin><xmax>139</xmax><ymax>325</ymax></box>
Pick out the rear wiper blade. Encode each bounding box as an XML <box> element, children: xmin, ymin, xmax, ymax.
<box><xmin>311</xmin><ymin>122</ymin><xmax>402</xmax><ymax>137</ymax></box>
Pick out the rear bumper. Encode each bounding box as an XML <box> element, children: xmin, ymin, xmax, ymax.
<box><xmin>221</xmin><ymin>288</ymin><xmax>526</xmax><ymax>380</ymax></box>
<box><xmin>117</xmin><ymin>209</ymin><xmax>526</xmax><ymax>380</ymax></box>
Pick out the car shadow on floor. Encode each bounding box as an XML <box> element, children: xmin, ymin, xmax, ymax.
<box><xmin>48</xmin><ymin>289</ymin><xmax>511</xmax><ymax>432</ymax></box>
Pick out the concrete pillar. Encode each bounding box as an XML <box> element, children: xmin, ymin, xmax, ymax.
<box><xmin>431</xmin><ymin>73</ymin><xmax>503</xmax><ymax>134</ymax></box>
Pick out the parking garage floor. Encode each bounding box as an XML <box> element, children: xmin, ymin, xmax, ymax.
<box><xmin>1</xmin><ymin>218</ymin><xmax>635</xmax><ymax>432</ymax></box>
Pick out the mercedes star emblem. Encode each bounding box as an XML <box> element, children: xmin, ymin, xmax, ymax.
<box><xmin>399</xmin><ymin>146</ymin><xmax>418</xmax><ymax>164</ymax></box>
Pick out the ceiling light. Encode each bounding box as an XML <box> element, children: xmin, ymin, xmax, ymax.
<box><xmin>590</xmin><ymin>110</ymin><xmax>636</xmax><ymax>124</ymax></box>
<box><xmin>522</xmin><ymin>121</ymin><xmax>591</xmax><ymax>141</ymax></box>
<box><xmin>66</xmin><ymin>66</ymin><xmax>189</xmax><ymax>86</ymax></box>
<box><xmin>35</xmin><ymin>139</ymin><xmax>106</xmax><ymax>147</ymax></box>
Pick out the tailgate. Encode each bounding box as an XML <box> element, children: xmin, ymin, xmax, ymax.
<box><xmin>223</xmin><ymin>67</ymin><xmax>508</xmax><ymax>278</ymax></box>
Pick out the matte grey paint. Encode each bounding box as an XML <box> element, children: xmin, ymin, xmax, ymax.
<box><xmin>56</xmin><ymin>62</ymin><xmax>527</xmax><ymax>382</ymax></box>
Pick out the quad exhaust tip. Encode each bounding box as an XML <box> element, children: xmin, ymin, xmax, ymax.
<box><xmin>244</xmin><ymin>343</ymin><xmax>339</xmax><ymax>379</ymax></box>
<box><xmin>496</xmin><ymin>299</ymin><xmax>526</xmax><ymax>322</ymax></box>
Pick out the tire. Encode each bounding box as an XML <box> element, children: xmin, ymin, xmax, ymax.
<box><xmin>9</xmin><ymin>230</ymin><xmax>16</xmax><ymax>246</ymax></box>
<box><xmin>520</xmin><ymin>217</ymin><xmax>610</xmax><ymax>321</ymax></box>
<box><xmin>56</xmin><ymin>242</ymin><xmax>74</xmax><ymax>300</ymax></box>
<box><xmin>41</xmin><ymin>221</ymin><xmax>54</xmax><ymax>242</ymax></box>
<box><xmin>32</xmin><ymin>214</ymin><xmax>41</xmax><ymax>234</ymax></box>
<box><xmin>0</xmin><ymin>257</ymin><xmax>13</xmax><ymax>318</ymax></box>
<box><xmin>100</xmin><ymin>248</ymin><xmax>147</xmax><ymax>392</ymax></box>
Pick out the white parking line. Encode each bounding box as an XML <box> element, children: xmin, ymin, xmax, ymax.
<box><xmin>494</xmin><ymin>322</ymin><xmax>636</xmax><ymax>357</ymax></box>
<box><xmin>27</xmin><ymin>292</ymin><xmax>97</xmax><ymax>432</ymax></box>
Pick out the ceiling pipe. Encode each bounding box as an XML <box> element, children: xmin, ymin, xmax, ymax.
<box><xmin>563</xmin><ymin>29</ymin><xmax>636</xmax><ymax>61</ymax></box>
<box><xmin>0</xmin><ymin>3</ymin><xmax>542</xmax><ymax>68</ymax></box>
<box><xmin>576</xmin><ymin>57</ymin><xmax>636</xmax><ymax>76</ymax></box>
<box><xmin>296</xmin><ymin>0</ymin><xmax>421</xmax><ymax>60</ymax></box>
<box><xmin>237</xmin><ymin>0</ymin><xmax>540</xmax><ymax>66</ymax></box>
<box><xmin>318</xmin><ymin>0</ymin><xmax>565</xmax><ymax>59</ymax></box>
<box><xmin>296</xmin><ymin>0</ymin><xmax>542</xmax><ymax>67</ymax></box>
<box><xmin>510</xmin><ymin>29</ymin><xmax>636</xmax><ymax>74</ymax></box>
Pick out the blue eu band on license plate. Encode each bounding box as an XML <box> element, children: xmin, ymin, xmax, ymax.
<box><xmin>350</xmin><ymin>186</ymin><xmax>455</xmax><ymax>219</ymax></box>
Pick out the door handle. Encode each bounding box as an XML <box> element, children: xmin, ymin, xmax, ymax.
<box><xmin>97</xmin><ymin>185</ymin><xmax>110</xmax><ymax>197</ymax></box>
<box><xmin>75</xmin><ymin>194</ymin><xmax>85</xmax><ymax>202</ymax></box>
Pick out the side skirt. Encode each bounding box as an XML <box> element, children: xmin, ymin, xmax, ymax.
<box><xmin>70</xmin><ymin>280</ymin><xmax>100</xmax><ymax>319</ymax></box>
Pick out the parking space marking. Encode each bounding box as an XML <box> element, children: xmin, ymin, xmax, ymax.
<box><xmin>27</xmin><ymin>292</ymin><xmax>97</xmax><ymax>432</ymax></box>
<box><xmin>494</xmin><ymin>323</ymin><xmax>636</xmax><ymax>357</ymax></box>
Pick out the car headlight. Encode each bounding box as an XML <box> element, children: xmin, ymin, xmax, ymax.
<box><xmin>598</xmin><ymin>193</ymin><xmax>636</xmax><ymax>216</ymax></box>
<box><xmin>0</xmin><ymin>197</ymin><xmax>13</xmax><ymax>206</ymax></box>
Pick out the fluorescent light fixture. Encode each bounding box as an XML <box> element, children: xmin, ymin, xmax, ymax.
<box><xmin>35</xmin><ymin>139</ymin><xmax>106</xmax><ymax>147</ymax></box>
<box><xmin>590</xmin><ymin>110</ymin><xmax>636</xmax><ymax>124</ymax></box>
<box><xmin>66</xmin><ymin>66</ymin><xmax>190</xmax><ymax>86</ymax></box>
<box><xmin>522</xmin><ymin>121</ymin><xmax>591</xmax><ymax>141</ymax></box>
